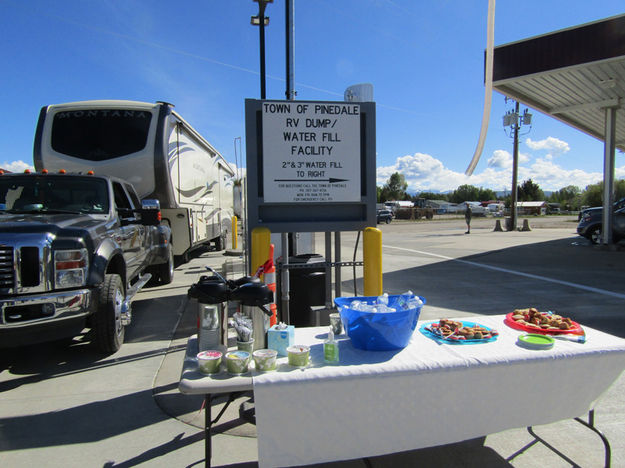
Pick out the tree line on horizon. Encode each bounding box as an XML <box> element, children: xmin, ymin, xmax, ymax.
<box><xmin>378</xmin><ymin>172</ymin><xmax>625</xmax><ymax>211</ymax></box>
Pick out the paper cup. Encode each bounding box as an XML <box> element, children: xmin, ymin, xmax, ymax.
<box><xmin>197</xmin><ymin>350</ymin><xmax>222</xmax><ymax>374</ymax></box>
<box><xmin>253</xmin><ymin>349</ymin><xmax>278</xmax><ymax>371</ymax></box>
<box><xmin>287</xmin><ymin>345</ymin><xmax>310</xmax><ymax>367</ymax></box>
<box><xmin>329</xmin><ymin>312</ymin><xmax>343</xmax><ymax>335</ymax></box>
<box><xmin>225</xmin><ymin>351</ymin><xmax>251</xmax><ymax>375</ymax></box>
<box><xmin>237</xmin><ymin>339</ymin><xmax>255</xmax><ymax>353</ymax></box>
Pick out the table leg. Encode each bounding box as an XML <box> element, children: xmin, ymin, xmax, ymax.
<box><xmin>205</xmin><ymin>394</ymin><xmax>212</xmax><ymax>468</ymax></box>
<box><xmin>507</xmin><ymin>410</ymin><xmax>611</xmax><ymax>468</ymax></box>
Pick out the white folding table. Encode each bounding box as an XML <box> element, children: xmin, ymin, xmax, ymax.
<box><xmin>179</xmin><ymin>315</ymin><xmax>625</xmax><ymax>467</ymax></box>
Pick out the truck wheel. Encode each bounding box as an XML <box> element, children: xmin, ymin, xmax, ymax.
<box><xmin>157</xmin><ymin>245</ymin><xmax>175</xmax><ymax>285</ymax></box>
<box><xmin>215</xmin><ymin>233</ymin><xmax>227</xmax><ymax>251</ymax></box>
<box><xmin>94</xmin><ymin>273</ymin><xmax>125</xmax><ymax>354</ymax></box>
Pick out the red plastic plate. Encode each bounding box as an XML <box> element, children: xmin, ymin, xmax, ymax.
<box><xmin>504</xmin><ymin>312</ymin><xmax>583</xmax><ymax>336</ymax></box>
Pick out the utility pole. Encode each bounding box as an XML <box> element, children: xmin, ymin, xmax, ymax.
<box><xmin>510</xmin><ymin>101</ymin><xmax>519</xmax><ymax>231</ymax></box>
<box><xmin>503</xmin><ymin>99</ymin><xmax>532</xmax><ymax>231</ymax></box>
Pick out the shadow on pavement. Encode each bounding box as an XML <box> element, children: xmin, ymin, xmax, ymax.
<box><xmin>341</xmin><ymin>236</ymin><xmax>625</xmax><ymax>338</ymax></box>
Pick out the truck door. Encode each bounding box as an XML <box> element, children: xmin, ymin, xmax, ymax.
<box><xmin>113</xmin><ymin>182</ymin><xmax>147</xmax><ymax>279</ymax></box>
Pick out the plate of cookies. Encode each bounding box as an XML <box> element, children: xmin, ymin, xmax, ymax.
<box><xmin>420</xmin><ymin>319</ymin><xmax>499</xmax><ymax>344</ymax></box>
<box><xmin>505</xmin><ymin>308</ymin><xmax>583</xmax><ymax>335</ymax></box>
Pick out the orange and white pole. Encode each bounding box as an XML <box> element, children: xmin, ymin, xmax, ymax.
<box><xmin>264</xmin><ymin>244</ymin><xmax>278</xmax><ymax>326</ymax></box>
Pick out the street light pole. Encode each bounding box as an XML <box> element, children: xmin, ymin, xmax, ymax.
<box><xmin>285</xmin><ymin>0</ymin><xmax>295</xmax><ymax>100</ymax></box>
<box><xmin>251</xmin><ymin>0</ymin><xmax>272</xmax><ymax>99</ymax></box>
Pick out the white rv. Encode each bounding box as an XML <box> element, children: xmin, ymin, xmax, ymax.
<box><xmin>33</xmin><ymin>100</ymin><xmax>235</xmax><ymax>260</ymax></box>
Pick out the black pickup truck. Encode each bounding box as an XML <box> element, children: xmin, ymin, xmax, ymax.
<box><xmin>0</xmin><ymin>171</ymin><xmax>173</xmax><ymax>353</ymax></box>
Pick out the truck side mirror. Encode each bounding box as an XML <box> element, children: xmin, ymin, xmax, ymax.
<box><xmin>140</xmin><ymin>199</ymin><xmax>161</xmax><ymax>226</ymax></box>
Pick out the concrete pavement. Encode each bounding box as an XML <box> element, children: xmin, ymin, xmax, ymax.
<box><xmin>1</xmin><ymin>216</ymin><xmax>624</xmax><ymax>467</ymax></box>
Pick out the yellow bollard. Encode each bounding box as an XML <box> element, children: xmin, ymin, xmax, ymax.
<box><xmin>232</xmin><ymin>216</ymin><xmax>238</xmax><ymax>250</ymax></box>
<box><xmin>251</xmin><ymin>227</ymin><xmax>271</xmax><ymax>277</ymax></box>
<box><xmin>363</xmin><ymin>227</ymin><xmax>382</xmax><ymax>296</ymax></box>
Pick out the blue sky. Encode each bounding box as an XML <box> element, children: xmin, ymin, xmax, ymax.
<box><xmin>2</xmin><ymin>0</ymin><xmax>624</xmax><ymax>193</ymax></box>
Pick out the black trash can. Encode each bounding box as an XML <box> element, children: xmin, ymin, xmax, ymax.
<box><xmin>279</xmin><ymin>254</ymin><xmax>326</xmax><ymax>327</ymax></box>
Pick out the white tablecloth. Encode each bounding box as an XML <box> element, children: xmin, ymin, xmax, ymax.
<box><xmin>252</xmin><ymin>315</ymin><xmax>625</xmax><ymax>468</ymax></box>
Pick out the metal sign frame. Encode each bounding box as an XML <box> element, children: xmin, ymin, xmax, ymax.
<box><xmin>245</xmin><ymin>99</ymin><xmax>376</xmax><ymax>233</ymax></box>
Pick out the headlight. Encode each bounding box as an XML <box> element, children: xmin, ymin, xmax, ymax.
<box><xmin>54</xmin><ymin>249</ymin><xmax>88</xmax><ymax>288</ymax></box>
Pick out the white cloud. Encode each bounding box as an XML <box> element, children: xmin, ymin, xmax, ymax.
<box><xmin>525</xmin><ymin>137</ymin><xmax>570</xmax><ymax>160</ymax></box>
<box><xmin>1</xmin><ymin>160</ymin><xmax>33</xmax><ymax>173</ymax></box>
<box><xmin>487</xmin><ymin>150</ymin><xmax>530</xmax><ymax>170</ymax></box>
<box><xmin>378</xmin><ymin>150</ymin><xmax>616</xmax><ymax>193</ymax></box>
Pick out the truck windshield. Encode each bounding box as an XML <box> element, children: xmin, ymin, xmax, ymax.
<box><xmin>0</xmin><ymin>175</ymin><xmax>109</xmax><ymax>214</ymax></box>
<box><xmin>51</xmin><ymin>109</ymin><xmax>152</xmax><ymax>161</ymax></box>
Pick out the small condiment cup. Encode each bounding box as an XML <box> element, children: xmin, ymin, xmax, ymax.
<box><xmin>287</xmin><ymin>345</ymin><xmax>310</xmax><ymax>368</ymax></box>
<box><xmin>225</xmin><ymin>351</ymin><xmax>251</xmax><ymax>375</ymax></box>
<box><xmin>237</xmin><ymin>338</ymin><xmax>255</xmax><ymax>353</ymax></box>
<box><xmin>197</xmin><ymin>350</ymin><xmax>222</xmax><ymax>374</ymax></box>
<box><xmin>253</xmin><ymin>348</ymin><xmax>278</xmax><ymax>372</ymax></box>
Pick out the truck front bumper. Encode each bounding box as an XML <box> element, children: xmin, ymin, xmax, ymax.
<box><xmin>0</xmin><ymin>289</ymin><xmax>92</xmax><ymax>328</ymax></box>
<box><xmin>0</xmin><ymin>289</ymin><xmax>92</xmax><ymax>347</ymax></box>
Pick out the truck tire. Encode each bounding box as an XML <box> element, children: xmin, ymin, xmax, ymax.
<box><xmin>215</xmin><ymin>232</ymin><xmax>227</xmax><ymax>251</ymax></box>
<box><xmin>93</xmin><ymin>273</ymin><xmax>125</xmax><ymax>354</ymax></box>
<box><xmin>157</xmin><ymin>245</ymin><xmax>175</xmax><ymax>285</ymax></box>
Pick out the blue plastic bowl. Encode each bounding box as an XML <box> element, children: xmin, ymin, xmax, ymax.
<box><xmin>334</xmin><ymin>295</ymin><xmax>425</xmax><ymax>351</ymax></box>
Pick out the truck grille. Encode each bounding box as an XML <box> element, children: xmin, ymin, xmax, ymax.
<box><xmin>0</xmin><ymin>245</ymin><xmax>15</xmax><ymax>289</ymax></box>
<box><xmin>0</xmin><ymin>242</ymin><xmax>47</xmax><ymax>293</ymax></box>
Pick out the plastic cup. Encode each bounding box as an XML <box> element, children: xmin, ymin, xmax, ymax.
<box><xmin>237</xmin><ymin>339</ymin><xmax>255</xmax><ymax>353</ymax></box>
<box><xmin>329</xmin><ymin>312</ymin><xmax>343</xmax><ymax>335</ymax></box>
<box><xmin>287</xmin><ymin>345</ymin><xmax>310</xmax><ymax>367</ymax></box>
<box><xmin>225</xmin><ymin>351</ymin><xmax>251</xmax><ymax>375</ymax></box>
<box><xmin>197</xmin><ymin>350</ymin><xmax>222</xmax><ymax>374</ymax></box>
<box><xmin>253</xmin><ymin>349</ymin><xmax>278</xmax><ymax>372</ymax></box>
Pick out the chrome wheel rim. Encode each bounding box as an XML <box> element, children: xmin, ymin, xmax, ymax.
<box><xmin>113</xmin><ymin>287</ymin><xmax>124</xmax><ymax>335</ymax></box>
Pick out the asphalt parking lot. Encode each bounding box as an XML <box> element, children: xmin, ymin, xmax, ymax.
<box><xmin>1</xmin><ymin>215</ymin><xmax>624</xmax><ymax>467</ymax></box>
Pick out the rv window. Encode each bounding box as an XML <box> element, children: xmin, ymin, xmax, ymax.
<box><xmin>51</xmin><ymin>109</ymin><xmax>152</xmax><ymax>160</ymax></box>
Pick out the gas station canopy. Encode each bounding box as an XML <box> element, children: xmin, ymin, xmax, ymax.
<box><xmin>491</xmin><ymin>13</ymin><xmax>625</xmax><ymax>244</ymax></box>
<box><xmin>492</xmin><ymin>13</ymin><xmax>625</xmax><ymax>151</ymax></box>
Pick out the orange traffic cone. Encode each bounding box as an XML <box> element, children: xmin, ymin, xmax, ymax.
<box><xmin>264</xmin><ymin>244</ymin><xmax>277</xmax><ymax>326</ymax></box>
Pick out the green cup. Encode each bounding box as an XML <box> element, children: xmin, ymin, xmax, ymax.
<box><xmin>237</xmin><ymin>339</ymin><xmax>255</xmax><ymax>353</ymax></box>
<box><xmin>225</xmin><ymin>351</ymin><xmax>251</xmax><ymax>375</ymax></box>
<box><xmin>253</xmin><ymin>349</ymin><xmax>278</xmax><ymax>372</ymax></box>
<box><xmin>197</xmin><ymin>350</ymin><xmax>222</xmax><ymax>374</ymax></box>
<box><xmin>287</xmin><ymin>345</ymin><xmax>310</xmax><ymax>367</ymax></box>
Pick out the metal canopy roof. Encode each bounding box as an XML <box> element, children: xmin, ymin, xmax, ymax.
<box><xmin>492</xmin><ymin>14</ymin><xmax>625</xmax><ymax>151</ymax></box>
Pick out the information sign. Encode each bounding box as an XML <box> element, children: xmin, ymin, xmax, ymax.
<box><xmin>245</xmin><ymin>99</ymin><xmax>376</xmax><ymax>233</ymax></box>
<box><xmin>261</xmin><ymin>101</ymin><xmax>361</xmax><ymax>203</ymax></box>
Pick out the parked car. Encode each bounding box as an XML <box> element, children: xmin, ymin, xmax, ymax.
<box><xmin>578</xmin><ymin>197</ymin><xmax>625</xmax><ymax>221</ymax></box>
<box><xmin>376</xmin><ymin>209</ymin><xmax>393</xmax><ymax>224</ymax></box>
<box><xmin>577</xmin><ymin>206</ymin><xmax>625</xmax><ymax>244</ymax></box>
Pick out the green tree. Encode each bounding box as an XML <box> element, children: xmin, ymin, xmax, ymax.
<box><xmin>449</xmin><ymin>184</ymin><xmax>480</xmax><ymax>203</ymax></box>
<box><xmin>477</xmin><ymin>187</ymin><xmax>497</xmax><ymax>201</ymax></box>
<box><xmin>379</xmin><ymin>172</ymin><xmax>408</xmax><ymax>201</ymax></box>
<box><xmin>518</xmin><ymin>179</ymin><xmax>544</xmax><ymax>201</ymax></box>
<box><xmin>416</xmin><ymin>191</ymin><xmax>447</xmax><ymax>202</ymax></box>
<box><xmin>548</xmin><ymin>185</ymin><xmax>581</xmax><ymax>211</ymax></box>
<box><xmin>582</xmin><ymin>179</ymin><xmax>625</xmax><ymax>207</ymax></box>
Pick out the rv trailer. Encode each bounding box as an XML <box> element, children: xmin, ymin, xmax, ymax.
<box><xmin>33</xmin><ymin>100</ymin><xmax>235</xmax><ymax>260</ymax></box>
